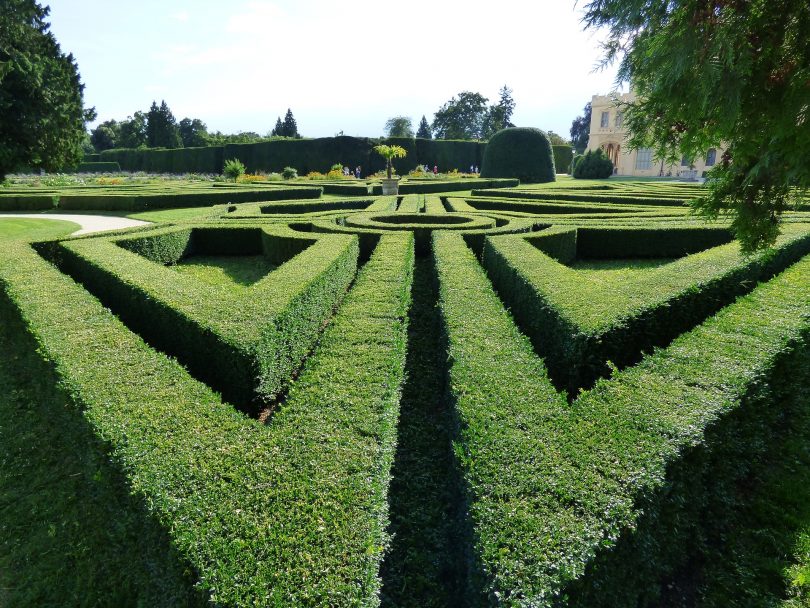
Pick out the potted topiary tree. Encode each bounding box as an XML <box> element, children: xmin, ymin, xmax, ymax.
<box><xmin>373</xmin><ymin>144</ymin><xmax>407</xmax><ymax>195</ymax></box>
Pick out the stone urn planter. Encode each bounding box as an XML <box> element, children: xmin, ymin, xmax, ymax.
<box><xmin>381</xmin><ymin>178</ymin><xmax>400</xmax><ymax>195</ymax></box>
<box><xmin>373</xmin><ymin>144</ymin><xmax>408</xmax><ymax>197</ymax></box>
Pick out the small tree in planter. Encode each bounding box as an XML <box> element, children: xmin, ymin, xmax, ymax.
<box><xmin>373</xmin><ymin>144</ymin><xmax>407</xmax><ymax>194</ymax></box>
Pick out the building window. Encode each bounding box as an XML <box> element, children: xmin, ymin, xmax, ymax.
<box><xmin>635</xmin><ymin>148</ymin><xmax>653</xmax><ymax>170</ymax></box>
<box><xmin>681</xmin><ymin>155</ymin><xmax>692</xmax><ymax>166</ymax></box>
<box><xmin>706</xmin><ymin>148</ymin><xmax>716</xmax><ymax>166</ymax></box>
<box><xmin>600</xmin><ymin>111</ymin><xmax>609</xmax><ymax>128</ymax></box>
<box><xmin>615</xmin><ymin>112</ymin><xmax>623</xmax><ymax>128</ymax></box>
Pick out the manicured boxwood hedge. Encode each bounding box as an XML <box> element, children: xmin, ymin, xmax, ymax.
<box><xmin>259</xmin><ymin>198</ymin><xmax>375</xmax><ymax>214</ymax></box>
<box><xmin>433</xmin><ymin>230</ymin><xmax>810</xmax><ymax>605</ymax></box>
<box><xmin>0</xmin><ymin>231</ymin><xmax>415</xmax><ymax>606</ymax></box>
<box><xmin>49</xmin><ymin>225</ymin><xmax>358</xmax><ymax>412</ymax></box>
<box><xmin>0</xmin><ymin>293</ymin><xmax>204</xmax><ymax>607</ymax></box>
<box><xmin>57</xmin><ymin>185</ymin><xmax>323</xmax><ymax>211</ymax></box>
<box><xmin>344</xmin><ymin>212</ymin><xmax>496</xmax><ymax>255</ymax></box>
<box><xmin>471</xmin><ymin>189</ymin><xmax>689</xmax><ymax>206</ymax></box>
<box><xmin>370</xmin><ymin>178</ymin><xmax>519</xmax><ymax>196</ymax></box>
<box><xmin>0</xmin><ymin>194</ymin><xmax>57</xmax><ymax>211</ymax></box>
<box><xmin>318</xmin><ymin>182</ymin><xmax>370</xmax><ymax>195</ymax></box>
<box><xmin>482</xmin><ymin>225</ymin><xmax>810</xmax><ymax>393</ymax></box>
<box><xmin>465</xmin><ymin>197</ymin><xmax>648</xmax><ymax>215</ymax></box>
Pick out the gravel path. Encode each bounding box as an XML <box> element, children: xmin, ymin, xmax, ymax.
<box><xmin>0</xmin><ymin>213</ymin><xmax>151</xmax><ymax>235</ymax></box>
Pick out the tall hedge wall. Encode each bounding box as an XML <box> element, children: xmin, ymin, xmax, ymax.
<box><xmin>552</xmin><ymin>145</ymin><xmax>574</xmax><ymax>174</ymax></box>
<box><xmin>99</xmin><ymin>146</ymin><xmax>225</xmax><ymax>174</ymax></box>
<box><xmin>92</xmin><ymin>137</ymin><xmax>490</xmax><ymax>176</ymax></box>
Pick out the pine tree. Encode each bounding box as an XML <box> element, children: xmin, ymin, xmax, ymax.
<box><xmin>0</xmin><ymin>0</ymin><xmax>95</xmax><ymax>179</ymax></box>
<box><xmin>416</xmin><ymin>115</ymin><xmax>432</xmax><ymax>139</ymax></box>
<box><xmin>146</xmin><ymin>100</ymin><xmax>182</xmax><ymax>148</ymax></box>
<box><xmin>483</xmin><ymin>85</ymin><xmax>516</xmax><ymax>139</ymax></box>
<box><xmin>582</xmin><ymin>0</ymin><xmax>810</xmax><ymax>250</ymax></box>
<box><xmin>271</xmin><ymin>117</ymin><xmax>283</xmax><ymax>137</ymax></box>
<box><xmin>281</xmin><ymin>109</ymin><xmax>299</xmax><ymax>138</ymax></box>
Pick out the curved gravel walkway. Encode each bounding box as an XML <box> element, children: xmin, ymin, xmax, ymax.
<box><xmin>0</xmin><ymin>213</ymin><xmax>151</xmax><ymax>235</ymax></box>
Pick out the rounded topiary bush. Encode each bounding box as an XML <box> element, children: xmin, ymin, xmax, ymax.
<box><xmin>572</xmin><ymin>149</ymin><xmax>614</xmax><ymax>179</ymax></box>
<box><xmin>481</xmin><ymin>127</ymin><xmax>556</xmax><ymax>183</ymax></box>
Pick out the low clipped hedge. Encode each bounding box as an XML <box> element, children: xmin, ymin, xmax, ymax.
<box><xmin>259</xmin><ymin>198</ymin><xmax>374</xmax><ymax>214</ymax></box>
<box><xmin>57</xmin><ymin>186</ymin><xmax>323</xmax><ymax>211</ymax></box>
<box><xmin>470</xmin><ymin>188</ymin><xmax>689</xmax><ymax>206</ymax></box>
<box><xmin>432</xmin><ymin>231</ymin><xmax>569</xmax><ymax>604</ymax></box>
<box><xmin>465</xmin><ymin>197</ymin><xmax>644</xmax><ymax>215</ymax></box>
<box><xmin>344</xmin><ymin>212</ymin><xmax>496</xmax><ymax>255</ymax></box>
<box><xmin>0</xmin><ymin>194</ymin><xmax>57</xmax><ymax>211</ymax></box>
<box><xmin>49</xmin><ymin>225</ymin><xmax>358</xmax><ymax>412</ymax></box>
<box><xmin>480</xmin><ymin>128</ymin><xmax>556</xmax><ymax>183</ymax></box>
<box><xmin>433</xmin><ymin>230</ymin><xmax>810</xmax><ymax>604</ymax></box>
<box><xmin>0</xmin><ymin>231</ymin><xmax>415</xmax><ymax>606</ymax></box>
<box><xmin>319</xmin><ymin>182</ymin><xmax>370</xmax><ymax>195</ymax></box>
<box><xmin>482</xmin><ymin>226</ymin><xmax>810</xmax><ymax>393</ymax></box>
<box><xmin>370</xmin><ymin>178</ymin><xmax>519</xmax><ymax>196</ymax></box>
<box><xmin>576</xmin><ymin>226</ymin><xmax>732</xmax><ymax>258</ymax></box>
<box><xmin>0</xmin><ymin>292</ymin><xmax>204</xmax><ymax>607</ymax></box>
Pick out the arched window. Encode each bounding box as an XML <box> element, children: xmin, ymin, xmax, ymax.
<box><xmin>706</xmin><ymin>148</ymin><xmax>717</xmax><ymax>166</ymax></box>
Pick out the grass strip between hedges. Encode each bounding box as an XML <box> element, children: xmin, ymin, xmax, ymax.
<box><xmin>434</xmin><ymin>230</ymin><xmax>810</xmax><ymax>605</ymax></box>
<box><xmin>0</xmin><ymin>231</ymin><xmax>414</xmax><ymax>606</ymax></box>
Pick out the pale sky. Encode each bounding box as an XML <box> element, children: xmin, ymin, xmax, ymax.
<box><xmin>47</xmin><ymin>0</ymin><xmax>623</xmax><ymax>139</ymax></box>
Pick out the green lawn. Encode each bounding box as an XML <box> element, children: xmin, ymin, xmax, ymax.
<box><xmin>567</xmin><ymin>257</ymin><xmax>678</xmax><ymax>280</ymax></box>
<box><xmin>171</xmin><ymin>255</ymin><xmax>277</xmax><ymax>290</ymax></box>
<box><xmin>0</xmin><ymin>218</ymin><xmax>80</xmax><ymax>241</ymax></box>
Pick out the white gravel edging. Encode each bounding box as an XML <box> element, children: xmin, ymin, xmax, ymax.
<box><xmin>0</xmin><ymin>213</ymin><xmax>151</xmax><ymax>235</ymax></box>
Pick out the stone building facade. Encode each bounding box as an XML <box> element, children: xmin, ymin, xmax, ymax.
<box><xmin>586</xmin><ymin>92</ymin><xmax>722</xmax><ymax>178</ymax></box>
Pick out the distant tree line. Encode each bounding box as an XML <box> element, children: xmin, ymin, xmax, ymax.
<box><xmin>89</xmin><ymin>102</ymin><xmax>301</xmax><ymax>153</ymax></box>
<box><xmin>383</xmin><ymin>86</ymin><xmax>571</xmax><ymax>145</ymax></box>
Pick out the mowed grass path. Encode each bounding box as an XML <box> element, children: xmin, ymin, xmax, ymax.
<box><xmin>0</xmin><ymin>218</ymin><xmax>80</xmax><ymax>242</ymax></box>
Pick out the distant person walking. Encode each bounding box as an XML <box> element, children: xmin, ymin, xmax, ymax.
<box><xmin>433</xmin><ymin>165</ymin><xmax>438</xmax><ymax>175</ymax></box>
<box><xmin>355</xmin><ymin>166</ymin><xmax>361</xmax><ymax>179</ymax></box>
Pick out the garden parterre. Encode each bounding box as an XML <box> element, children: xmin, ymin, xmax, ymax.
<box><xmin>1</xmin><ymin>177</ymin><xmax>809</xmax><ymax>607</ymax></box>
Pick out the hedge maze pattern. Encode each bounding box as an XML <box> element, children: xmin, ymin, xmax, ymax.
<box><xmin>2</xmin><ymin>181</ymin><xmax>810</xmax><ymax>607</ymax></box>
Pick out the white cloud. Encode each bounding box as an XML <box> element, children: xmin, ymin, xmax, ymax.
<box><xmin>78</xmin><ymin>0</ymin><xmax>622</xmax><ymax>135</ymax></box>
